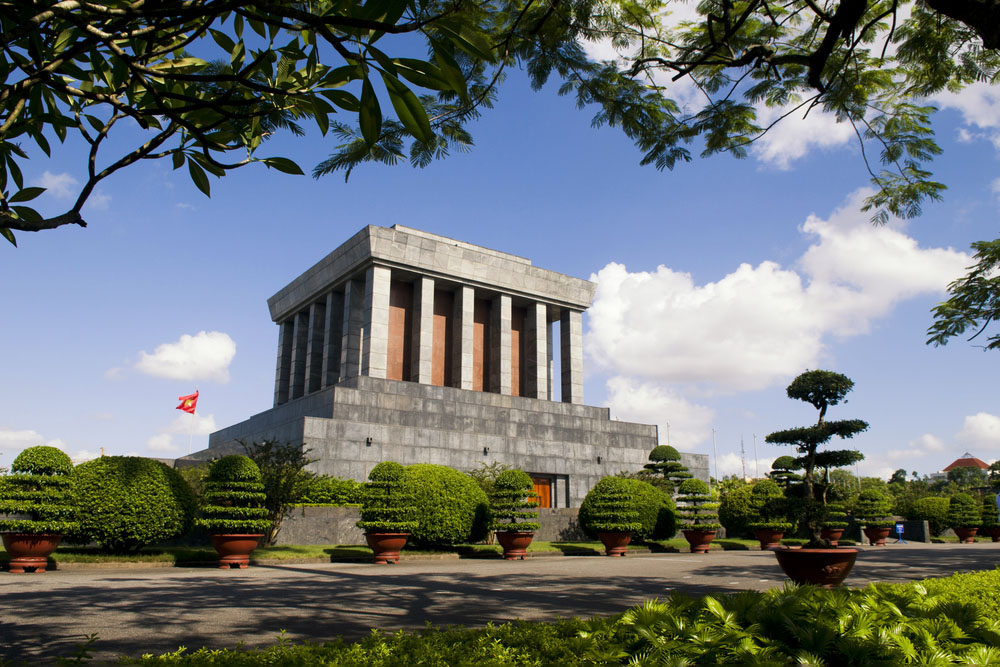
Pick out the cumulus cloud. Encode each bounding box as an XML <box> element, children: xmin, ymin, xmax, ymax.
<box><xmin>715</xmin><ymin>452</ymin><xmax>773</xmax><ymax>480</ymax></box>
<box><xmin>0</xmin><ymin>428</ymin><xmax>66</xmax><ymax>453</ymax></box>
<box><xmin>752</xmin><ymin>105</ymin><xmax>856</xmax><ymax>169</ymax></box>
<box><xmin>168</xmin><ymin>413</ymin><xmax>217</xmax><ymax>436</ymax></box>
<box><xmin>587</xmin><ymin>190</ymin><xmax>970</xmax><ymax>394</ymax></box>
<box><xmin>146</xmin><ymin>434</ymin><xmax>178</xmax><ymax>453</ymax></box>
<box><xmin>861</xmin><ymin>434</ymin><xmax>948</xmax><ymax>479</ymax></box>
<box><xmin>34</xmin><ymin>171</ymin><xmax>78</xmax><ymax>199</ymax></box>
<box><xmin>135</xmin><ymin>331</ymin><xmax>236</xmax><ymax>383</ymax></box>
<box><xmin>605</xmin><ymin>377</ymin><xmax>715</xmax><ymax>451</ymax></box>
<box><xmin>956</xmin><ymin>413</ymin><xmax>1000</xmax><ymax>457</ymax></box>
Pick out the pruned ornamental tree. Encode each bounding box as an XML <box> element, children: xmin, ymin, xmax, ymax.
<box><xmin>768</xmin><ymin>456</ymin><xmax>802</xmax><ymax>489</ymax></box>
<box><xmin>642</xmin><ymin>445</ymin><xmax>691</xmax><ymax>494</ymax></box>
<box><xmin>765</xmin><ymin>370</ymin><xmax>868</xmax><ymax>540</ymax></box>
<box><xmin>2</xmin><ymin>1</ymin><xmax>999</xmax><ymax>248</ymax></box>
<box><xmin>240</xmin><ymin>439</ymin><xmax>316</xmax><ymax>545</ymax></box>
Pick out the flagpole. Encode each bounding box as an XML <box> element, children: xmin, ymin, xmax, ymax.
<box><xmin>188</xmin><ymin>385</ymin><xmax>197</xmax><ymax>455</ymax></box>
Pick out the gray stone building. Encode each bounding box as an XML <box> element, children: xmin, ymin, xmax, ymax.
<box><xmin>190</xmin><ymin>225</ymin><xmax>708</xmax><ymax>506</ymax></box>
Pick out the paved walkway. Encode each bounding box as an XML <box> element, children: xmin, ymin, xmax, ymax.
<box><xmin>2</xmin><ymin>542</ymin><xmax>998</xmax><ymax>662</ymax></box>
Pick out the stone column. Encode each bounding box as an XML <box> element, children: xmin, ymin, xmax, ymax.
<box><xmin>412</xmin><ymin>276</ymin><xmax>435</xmax><ymax>384</ymax></box>
<box><xmin>547</xmin><ymin>319</ymin><xmax>554</xmax><ymax>400</ymax></box>
<box><xmin>321</xmin><ymin>291</ymin><xmax>344</xmax><ymax>388</ymax></box>
<box><xmin>289</xmin><ymin>310</ymin><xmax>310</xmax><ymax>400</ymax></box>
<box><xmin>361</xmin><ymin>265</ymin><xmax>391</xmax><ymax>379</ymax></box>
<box><xmin>560</xmin><ymin>309</ymin><xmax>584</xmax><ymax>404</ymax></box>
<box><xmin>453</xmin><ymin>285</ymin><xmax>474</xmax><ymax>390</ymax></box>
<box><xmin>304</xmin><ymin>299</ymin><xmax>326</xmax><ymax>394</ymax></box>
<box><xmin>525</xmin><ymin>302</ymin><xmax>548</xmax><ymax>400</ymax></box>
<box><xmin>340</xmin><ymin>279</ymin><xmax>365</xmax><ymax>381</ymax></box>
<box><xmin>490</xmin><ymin>294</ymin><xmax>512</xmax><ymax>395</ymax></box>
<box><xmin>273</xmin><ymin>319</ymin><xmax>294</xmax><ymax>406</ymax></box>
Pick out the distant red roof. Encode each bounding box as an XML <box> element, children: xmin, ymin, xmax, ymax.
<box><xmin>942</xmin><ymin>452</ymin><xmax>989</xmax><ymax>472</ymax></box>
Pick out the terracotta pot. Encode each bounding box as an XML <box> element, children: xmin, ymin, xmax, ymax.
<box><xmin>597</xmin><ymin>531</ymin><xmax>632</xmax><ymax>556</ymax></box>
<box><xmin>863</xmin><ymin>526</ymin><xmax>892</xmax><ymax>546</ymax></box>
<box><xmin>682</xmin><ymin>529</ymin><xmax>717</xmax><ymax>554</ymax></box>
<box><xmin>209</xmin><ymin>534</ymin><xmax>263</xmax><ymax>569</ymax></box>
<box><xmin>773</xmin><ymin>547</ymin><xmax>859</xmax><ymax>588</ymax></box>
<box><xmin>820</xmin><ymin>527</ymin><xmax>845</xmax><ymax>547</ymax></box>
<box><xmin>953</xmin><ymin>526</ymin><xmax>979</xmax><ymax>543</ymax></box>
<box><xmin>365</xmin><ymin>532</ymin><xmax>410</xmax><ymax>564</ymax></box>
<box><xmin>2</xmin><ymin>533</ymin><xmax>62</xmax><ymax>573</ymax></box>
<box><xmin>753</xmin><ymin>528</ymin><xmax>784</xmax><ymax>550</ymax></box>
<box><xmin>987</xmin><ymin>526</ymin><xmax>1000</xmax><ymax>543</ymax></box>
<box><xmin>496</xmin><ymin>531</ymin><xmax>535</xmax><ymax>560</ymax></box>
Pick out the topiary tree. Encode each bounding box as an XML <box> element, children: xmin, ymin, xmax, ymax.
<box><xmin>747</xmin><ymin>479</ymin><xmax>793</xmax><ymax>534</ymax></box>
<box><xmin>196</xmin><ymin>455</ymin><xmax>271</xmax><ymax>535</ymax></box>
<box><xmin>768</xmin><ymin>456</ymin><xmax>803</xmax><ymax>489</ymax></box>
<box><xmin>357</xmin><ymin>462</ymin><xmax>418</xmax><ymax>535</ymax></box>
<box><xmin>676</xmin><ymin>479</ymin><xmax>721</xmax><ymax>531</ymax></box>
<box><xmin>0</xmin><ymin>445</ymin><xmax>77</xmax><ymax>535</ymax></box>
<box><xmin>908</xmin><ymin>496</ymin><xmax>950</xmax><ymax>537</ymax></box>
<box><xmin>982</xmin><ymin>495</ymin><xmax>999</xmax><ymax>531</ymax></box>
<box><xmin>947</xmin><ymin>493</ymin><xmax>981</xmax><ymax>530</ymax></box>
<box><xmin>489</xmin><ymin>469</ymin><xmax>540</xmax><ymax>533</ymax></box>
<box><xmin>642</xmin><ymin>445</ymin><xmax>692</xmax><ymax>493</ymax></box>
<box><xmin>72</xmin><ymin>456</ymin><xmax>197</xmax><ymax>553</ymax></box>
<box><xmin>240</xmin><ymin>439</ymin><xmax>316</xmax><ymax>546</ymax></box>
<box><xmin>855</xmin><ymin>489</ymin><xmax>894</xmax><ymax>528</ymax></box>
<box><xmin>578</xmin><ymin>477</ymin><xmax>642</xmax><ymax>536</ymax></box>
<box><xmin>765</xmin><ymin>370</ymin><xmax>869</xmax><ymax>544</ymax></box>
<box><xmin>405</xmin><ymin>464</ymin><xmax>489</xmax><ymax>547</ymax></box>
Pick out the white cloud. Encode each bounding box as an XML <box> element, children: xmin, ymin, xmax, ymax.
<box><xmin>104</xmin><ymin>366</ymin><xmax>125</xmax><ymax>380</ymax></box>
<box><xmin>135</xmin><ymin>331</ymin><xmax>236</xmax><ymax>382</ymax></box>
<box><xmin>752</xmin><ymin>105</ymin><xmax>856</xmax><ymax>169</ymax></box>
<box><xmin>605</xmin><ymin>377</ymin><xmax>714</xmax><ymax>450</ymax></box>
<box><xmin>146</xmin><ymin>434</ymin><xmax>178</xmax><ymax>453</ymax></box>
<box><xmin>0</xmin><ymin>428</ymin><xmax>66</xmax><ymax>453</ymax></box>
<box><xmin>587</xmin><ymin>190</ymin><xmax>970</xmax><ymax>394</ymax></box>
<box><xmin>34</xmin><ymin>171</ymin><xmax>78</xmax><ymax>199</ymax></box>
<box><xmin>992</xmin><ymin>177</ymin><xmax>1000</xmax><ymax>202</ymax></box>
<box><xmin>85</xmin><ymin>190</ymin><xmax>111</xmax><ymax>211</ymax></box>
<box><xmin>71</xmin><ymin>450</ymin><xmax>101</xmax><ymax>463</ymax></box>
<box><xmin>933</xmin><ymin>82</ymin><xmax>1000</xmax><ymax>130</ymax></box>
<box><xmin>714</xmin><ymin>452</ymin><xmax>772</xmax><ymax>480</ymax></box>
<box><xmin>168</xmin><ymin>413</ymin><xmax>217</xmax><ymax>436</ymax></box>
<box><xmin>956</xmin><ymin>413</ymin><xmax>1000</xmax><ymax>457</ymax></box>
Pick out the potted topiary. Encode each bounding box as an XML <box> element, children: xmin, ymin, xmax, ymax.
<box><xmin>357</xmin><ymin>461</ymin><xmax>417</xmax><ymax>564</ymax></box>
<box><xmin>579</xmin><ymin>477</ymin><xmax>642</xmax><ymax>556</ymax></box>
<box><xmin>489</xmin><ymin>469</ymin><xmax>540</xmax><ymax>560</ymax></box>
<box><xmin>0</xmin><ymin>446</ymin><xmax>77</xmax><ymax>573</ymax></box>
<box><xmin>765</xmin><ymin>370</ymin><xmax>868</xmax><ymax>587</ymax></box>
<box><xmin>947</xmin><ymin>493</ymin><xmax>981</xmax><ymax>543</ymax></box>
<box><xmin>677</xmin><ymin>479</ymin><xmax>721</xmax><ymax>553</ymax></box>
<box><xmin>854</xmin><ymin>489</ymin><xmax>894</xmax><ymax>546</ymax></box>
<box><xmin>821</xmin><ymin>501</ymin><xmax>849</xmax><ymax>546</ymax></box>
<box><xmin>747</xmin><ymin>480</ymin><xmax>793</xmax><ymax>549</ymax></box>
<box><xmin>196</xmin><ymin>455</ymin><xmax>271</xmax><ymax>568</ymax></box>
<box><xmin>642</xmin><ymin>445</ymin><xmax>692</xmax><ymax>494</ymax></box>
<box><xmin>982</xmin><ymin>494</ymin><xmax>1000</xmax><ymax>542</ymax></box>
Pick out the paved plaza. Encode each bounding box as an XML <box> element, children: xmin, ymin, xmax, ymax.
<box><xmin>2</xmin><ymin>542</ymin><xmax>998</xmax><ymax>662</ymax></box>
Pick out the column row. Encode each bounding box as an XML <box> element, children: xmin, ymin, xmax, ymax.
<box><xmin>274</xmin><ymin>267</ymin><xmax>585</xmax><ymax>405</ymax></box>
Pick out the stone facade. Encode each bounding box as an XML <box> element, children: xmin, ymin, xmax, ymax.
<box><xmin>191</xmin><ymin>225</ymin><xmax>709</xmax><ymax>506</ymax></box>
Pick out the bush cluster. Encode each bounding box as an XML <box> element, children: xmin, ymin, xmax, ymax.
<box><xmin>299</xmin><ymin>476</ymin><xmax>364</xmax><ymax>505</ymax></box>
<box><xmin>196</xmin><ymin>455</ymin><xmax>271</xmax><ymax>535</ymax></box>
<box><xmin>676</xmin><ymin>479</ymin><xmax>721</xmax><ymax>530</ymax></box>
<box><xmin>947</xmin><ymin>493</ymin><xmax>981</xmax><ymax>529</ymax></box>
<box><xmin>747</xmin><ymin>479</ymin><xmax>793</xmax><ymax>532</ymax></box>
<box><xmin>855</xmin><ymin>489</ymin><xmax>894</xmax><ymax>528</ymax></box>
<box><xmin>0</xmin><ymin>446</ymin><xmax>77</xmax><ymax>534</ymax></box>
<box><xmin>718</xmin><ymin>485</ymin><xmax>757</xmax><ymax>538</ymax></box>
<box><xmin>405</xmin><ymin>464</ymin><xmax>489</xmax><ymax>547</ymax></box>
<box><xmin>578</xmin><ymin>477</ymin><xmax>642</xmax><ymax>536</ymax></box>
<box><xmin>488</xmin><ymin>469</ymin><xmax>540</xmax><ymax>533</ymax></box>
<box><xmin>72</xmin><ymin>456</ymin><xmax>197</xmax><ymax>553</ymax></box>
<box><xmin>982</xmin><ymin>495</ymin><xmax>999</xmax><ymax>529</ymax></box>
<box><xmin>357</xmin><ymin>462</ymin><xmax>417</xmax><ymax>534</ymax></box>
<box><xmin>908</xmin><ymin>496</ymin><xmax>950</xmax><ymax>536</ymax></box>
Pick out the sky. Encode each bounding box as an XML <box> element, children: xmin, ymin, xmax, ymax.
<box><xmin>2</xmin><ymin>61</ymin><xmax>999</xmax><ymax>481</ymax></box>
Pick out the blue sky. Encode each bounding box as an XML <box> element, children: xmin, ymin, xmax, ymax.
<box><xmin>2</xmin><ymin>69</ymin><xmax>998</xmax><ymax>480</ymax></box>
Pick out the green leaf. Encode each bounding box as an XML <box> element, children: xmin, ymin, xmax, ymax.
<box><xmin>393</xmin><ymin>58</ymin><xmax>452</xmax><ymax>92</ymax></box>
<box><xmin>0</xmin><ymin>227</ymin><xmax>16</xmax><ymax>247</ymax></box>
<box><xmin>171</xmin><ymin>150</ymin><xmax>185</xmax><ymax>170</ymax></box>
<box><xmin>434</xmin><ymin>23</ymin><xmax>496</xmax><ymax>63</ymax></box>
<box><xmin>10</xmin><ymin>206</ymin><xmax>42</xmax><ymax>222</ymax></box>
<box><xmin>431</xmin><ymin>41</ymin><xmax>469</xmax><ymax>103</ymax></box>
<box><xmin>359</xmin><ymin>78</ymin><xmax>382</xmax><ymax>146</ymax></box>
<box><xmin>380</xmin><ymin>72</ymin><xmax>433</xmax><ymax>144</ymax></box>
<box><xmin>262</xmin><ymin>157</ymin><xmax>304</xmax><ymax>175</ymax></box>
<box><xmin>8</xmin><ymin>187</ymin><xmax>45</xmax><ymax>203</ymax></box>
<box><xmin>321</xmin><ymin>89</ymin><xmax>360</xmax><ymax>112</ymax></box>
<box><xmin>187</xmin><ymin>158</ymin><xmax>211</xmax><ymax>197</ymax></box>
<box><xmin>209</xmin><ymin>29</ymin><xmax>236</xmax><ymax>54</ymax></box>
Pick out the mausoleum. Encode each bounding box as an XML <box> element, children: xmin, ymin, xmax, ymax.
<box><xmin>189</xmin><ymin>225</ymin><xmax>707</xmax><ymax>506</ymax></box>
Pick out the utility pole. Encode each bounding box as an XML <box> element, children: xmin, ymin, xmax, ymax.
<box><xmin>753</xmin><ymin>433</ymin><xmax>759</xmax><ymax>479</ymax></box>
<box><xmin>712</xmin><ymin>428</ymin><xmax>719</xmax><ymax>488</ymax></box>
<box><xmin>740</xmin><ymin>434</ymin><xmax>747</xmax><ymax>481</ymax></box>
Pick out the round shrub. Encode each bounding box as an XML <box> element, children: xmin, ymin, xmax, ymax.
<box><xmin>748</xmin><ymin>479</ymin><xmax>793</xmax><ymax>532</ymax></box>
<box><xmin>982</xmin><ymin>495</ymin><xmax>999</xmax><ymax>528</ymax></box>
<box><xmin>489</xmin><ymin>469</ymin><xmax>540</xmax><ymax>532</ymax></box>
<box><xmin>12</xmin><ymin>445</ymin><xmax>73</xmax><ymax>476</ymax></box>
<box><xmin>719</xmin><ymin>485</ymin><xmax>756</xmax><ymax>538</ymax></box>
<box><xmin>405</xmin><ymin>464</ymin><xmax>489</xmax><ymax>547</ymax></box>
<box><xmin>578</xmin><ymin>477</ymin><xmax>642</xmax><ymax>536</ymax></box>
<box><xmin>0</xmin><ymin>445</ymin><xmax>77</xmax><ymax>534</ymax></box>
<box><xmin>581</xmin><ymin>477</ymin><xmax>677</xmax><ymax>540</ymax></box>
<box><xmin>197</xmin><ymin>455</ymin><xmax>270</xmax><ymax>535</ymax></box>
<box><xmin>947</xmin><ymin>493</ymin><xmax>981</xmax><ymax>529</ymax></box>
<box><xmin>676</xmin><ymin>479</ymin><xmax>721</xmax><ymax>530</ymax></box>
<box><xmin>855</xmin><ymin>489</ymin><xmax>894</xmax><ymax>527</ymax></box>
<box><xmin>72</xmin><ymin>456</ymin><xmax>197</xmax><ymax>553</ymax></box>
<box><xmin>908</xmin><ymin>496</ymin><xmax>950</xmax><ymax>536</ymax></box>
<box><xmin>357</xmin><ymin>462</ymin><xmax>418</xmax><ymax>534</ymax></box>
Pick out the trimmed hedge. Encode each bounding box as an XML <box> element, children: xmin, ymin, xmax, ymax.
<box><xmin>909</xmin><ymin>496</ymin><xmax>950</xmax><ymax>536</ymax></box>
<box><xmin>578</xmin><ymin>477</ymin><xmax>642</xmax><ymax>535</ymax></box>
<box><xmin>405</xmin><ymin>464</ymin><xmax>488</xmax><ymax>547</ymax></box>
<box><xmin>196</xmin><ymin>455</ymin><xmax>271</xmax><ymax>534</ymax></box>
<box><xmin>676</xmin><ymin>478</ymin><xmax>721</xmax><ymax>530</ymax></box>
<box><xmin>983</xmin><ymin>495</ymin><xmax>999</xmax><ymax>528</ymax></box>
<box><xmin>489</xmin><ymin>469</ymin><xmax>540</xmax><ymax>532</ymax></box>
<box><xmin>357</xmin><ymin>462</ymin><xmax>418</xmax><ymax>534</ymax></box>
<box><xmin>855</xmin><ymin>488</ymin><xmax>894</xmax><ymax>528</ymax></box>
<box><xmin>0</xmin><ymin>445</ymin><xmax>77</xmax><ymax>534</ymax></box>
<box><xmin>947</xmin><ymin>493</ymin><xmax>981</xmax><ymax>529</ymax></box>
<box><xmin>299</xmin><ymin>476</ymin><xmax>364</xmax><ymax>505</ymax></box>
<box><xmin>718</xmin><ymin>484</ymin><xmax>756</xmax><ymax>538</ymax></box>
<box><xmin>72</xmin><ymin>456</ymin><xmax>197</xmax><ymax>553</ymax></box>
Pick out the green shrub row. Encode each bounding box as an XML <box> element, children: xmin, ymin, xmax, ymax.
<box><xmin>120</xmin><ymin>569</ymin><xmax>1000</xmax><ymax>665</ymax></box>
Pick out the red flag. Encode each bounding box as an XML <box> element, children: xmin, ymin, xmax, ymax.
<box><xmin>176</xmin><ymin>390</ymin><xmax>198</xmax><ymax>414</ymax></box>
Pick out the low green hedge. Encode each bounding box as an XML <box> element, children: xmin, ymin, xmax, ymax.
<box><xmin>119</xmin><ymin>569</ymin><xmax>1000</xmax><ymax>664</ymax></box>
<box><xmin>405</xmin><ymin>464</ymin><xmax>489</xmax><ymax>547</ymax></box>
